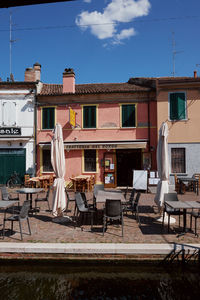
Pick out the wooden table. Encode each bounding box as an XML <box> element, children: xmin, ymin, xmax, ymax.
<box><xmin>70</xmin><ymin>175</ymin><xmax>91</xmax><ymax>192</ymax></box>
<box><xmin>165</xmin><ymin>200</ymin><xmax>200</xmax><ymax>234</ymax></box>
<box><xmin>29</xmin><ymin>175</ymin><xmax>55</xmax><ymax>188</ymax></box>
<box><xmin>178</xmin><ymin>177</ymin><xmax>199</xmax><ymax>195</ymax></box>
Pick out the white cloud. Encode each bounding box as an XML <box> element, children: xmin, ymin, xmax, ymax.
<box><xmin>83</xmin><ymin>0</ymin><xmax>92</xmax><ymax>3</ymax></box>
<box><xmin>76</xmin><ymin>0</ymin><xmax>151</xmax><ymax>43</ymax></box>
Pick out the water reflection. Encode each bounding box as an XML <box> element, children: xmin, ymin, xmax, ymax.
<box><xmin>0</xmin><ymin>262</ymin><xmax>199</xmax><ymax>299</ymax></box>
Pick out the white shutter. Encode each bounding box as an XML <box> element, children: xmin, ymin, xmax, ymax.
<box><xmin>2</xmin><ymin>101</ymin><xmax>16</xmax><ymax>126</ymax></box>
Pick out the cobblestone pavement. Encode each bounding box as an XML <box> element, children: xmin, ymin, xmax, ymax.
<box><xmin>1</xmin><ymin>188</ymin><xmax>200</xmax><ymax>244</ymax></box>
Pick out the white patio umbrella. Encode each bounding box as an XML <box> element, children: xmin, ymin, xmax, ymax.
<box><xmin>51</xmin><ymin>123</ymin><xmax>66</xmax><ymax>217</ymax></box>
<box><xmin>154</xmin><ymin>122</ymin><xmax>175</xmax><ymax>223</ymax></box>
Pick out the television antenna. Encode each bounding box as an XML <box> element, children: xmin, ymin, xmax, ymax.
<box><xmin>172</xmin><ymin>32</ymin><xmax>183</xmax><ymax>77</ymax></box>
<box><xmin>9</xmin><ymin>12</ymin><xmax>17</xmax><ymax>81</ymax></box>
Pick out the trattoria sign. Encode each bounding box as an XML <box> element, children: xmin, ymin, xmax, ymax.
<box><xmin>0</xmin><ymin>127</ymin><xmax>21</xmax><ymax>135</ymax></box>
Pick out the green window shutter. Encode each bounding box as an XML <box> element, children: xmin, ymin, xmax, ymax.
<box><xmin>177</xmin><ymin>93</ymin><xmax>186</xmax><ymax>119</ymax></box>
<box><xmin>83</xmin><ymin>106</ymin><xmax>96</xmax><ymax>128</ymax></box>
<box><xmin>122</xmin><ymin>104</ymin><xmax>135</xmax><ymax>127</ymax></box>
<box><xmin>170</xmin><ymin>93</ymin><xmax>186</xmax><ymax>120</ymax></box>
<box><xmin>42</xmin><ymin>107</ymin><xmax>55</xmax><ymax>129</ymax></box>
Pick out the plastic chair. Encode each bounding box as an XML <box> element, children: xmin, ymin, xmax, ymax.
<box><xmin>65</xmin><ymin>189</ymin><xmax>76</xmax><ymax>214</ymax></box>
<box><xmin>34</xmin><ymin>188</ymin><xmax>51</xmax><ymax>213</ymax></box>
<box><xmin>75</xmin><ymin>192</ymin><xmax>95</xmax><ymax>231</ymax></box>
<box><xmin>190</xmin><ymin>209</ymin><xmax>200</xmax><ymax>236</ymax></box>
<box><xmin>122</xmin><ymin>188</ymin><xmax>136</xmax><ymax>210</ymax></box>
<box><xmin>162</xmin><ymin>193</ymin><xmax>183</xmax><ymax>233</ymax></box>
<box><xmin>0</xmin><ymin>186</ymin><xmax>20</xmax><ymax>212</ymax></box>
<box><xmin>3</xmin><ymin>200</ymin><xmax>31</xmax><ymax>240</ymax></box>
<box><xmin>93</xmin><ymin>184</ymin><xmax>104</xmax><ymax>208</ymax></box>
<box><xmin>123</xmin><ymin>191</ymin><xmax>141</xmax><ymax>226</ymax></box>
<box><xmin>103</xmin><ymin>199</ymin><xmax>124</xmax><ymax>237</ymax></box>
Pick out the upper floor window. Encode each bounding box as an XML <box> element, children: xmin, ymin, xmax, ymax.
<box><xmin>42</xmin><ymin>107</ymin><xmax>55</xmax><ymax>129</ymax></box>
<box><xmin>2</xmin><ymin>101</ymin><xmax>16</xmax><ymax>126</ymax></box>
<box><xmin>83</xmin><ymin>105</ymin><xmax>96</xmax><ymax>129</ymax></box>
<box><xmin>121</xmin><ymin>104</ymin><xmax>136</xmax><ymax>128</ymax></box>
<box><xmin>169</xmin><ymin>92</ymin><xmax>186</xmax><ymax>121</ymax></box>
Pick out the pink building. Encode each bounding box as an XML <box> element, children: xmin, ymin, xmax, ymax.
<box><xmin>36</xmin><ymin>68</ymin><xmax>157</xmax><ymax>188</ymax></box>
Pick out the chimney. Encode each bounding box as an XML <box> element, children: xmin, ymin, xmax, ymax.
<box><xmin>25</xmin><ymin>62</ymin><xmax>41</xmax><ymax>82</ymax></box>
<box><xmin>194</xmin><ymin>70</ymin><xmax>197</xmax><ymax>78</ymax></box>
<box><xmin>63</xmin><ymin>68</ymin><xmax>75</xmax><ymax>93</ymax></box>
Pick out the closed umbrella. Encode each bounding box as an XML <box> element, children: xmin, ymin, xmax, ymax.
<box><xmin>154</xmin><ymin>122</ymin><xmax>169</xmax><ymax>209</ymax></box>
<box><xmin>51</xmin><ymin>123</ymin><xmax>66</xmax><ymax>217</ymax></box>
<box><xmin>154</xmin><ymin>122</ymin><xmax>175</xmax><ymax>223</ymax></box>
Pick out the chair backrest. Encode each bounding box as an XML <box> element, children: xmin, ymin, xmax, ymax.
<box><xmin>105</xmin><ymin>199</ymin><xmax>121</xmax><ymax>218</ymax></box>
<box><xmin>164</xmin><ymin>192</ymin><xmax>178</xmax><ymax>202</ymax></box>
<box><xmin>75</xmin><ymin>192</ymin><xmax>87</xmax><ymax>212</ymax></box>
<box><xmin>19</xmin><ymin>200</ymin><xmax>30</xmax><ymax>219</ymax></box>
<box><xmin>1</xmin><ymin>186</ymin><xmax>9</xmax><ymax>201</ymax></box>
<box><xmin>49</xmin><ymin>175</ymin><xmax>54</xmax><ymax>186</ymax></box>
<box><xmin>132</xmin><ymin>192</ymin><xmax>141</xmax><ymax>210</ymax></box>
<box><xmin>93</xmin><ymin>184</ymin><xmax>104</xmax><ymax>197</ymax></box>
<box><xmin>80</xmin><ymin>192</ymin><xmax>88</xmax><ymax>207</ymax></box>
<box><xmin>129</xmin><ymin>188</ymin><xmax>136</xmax><ymax>203</ymax></box>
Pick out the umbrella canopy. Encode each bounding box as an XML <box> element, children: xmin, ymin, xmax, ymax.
<box><xmin>154</xmin><ymin>122</ymin><xmax>169</xmax><ymax>209</ymax></box>
<box><xmin>51</xmin><ymin>123</ymin><xmax>66</xmax><ymax>216</ymax></box>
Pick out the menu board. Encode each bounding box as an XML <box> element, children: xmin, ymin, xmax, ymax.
<box><xmin>133</xmin><ymin>170</ymin><xmax>148</xmax><ymax>191</ymax></box>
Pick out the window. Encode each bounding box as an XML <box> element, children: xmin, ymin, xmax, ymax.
<box><xmin>84</xmin><ymin>150</ymin><xmax>96</xmax><ymax>172</ymax></box>
<box><xmin>121</xmin><ymin>104</ymin><xmax>136</xmax><ymax>127</ymax></box>
<box><xmin>42</xmin><ymin>107</ymin><xmax>55</xmax><ymax>129</ymax></box>
<box><xmin>169</xmin><ymin>92</ymin><xmax>186</xmax><ymax>121</ymax></box>
<box><xmin>43</xmin><ymin>149</ymin><xmax>54</xmax><ymax>172</ymax></box>
<box><xmin>171</xmin><ymin>148</ymin><xmax>185</xmax><ymax>173</ymax></box>
<box><xmin>2</xmin><ymin>101</ymin><xmax>16</xmax><ymax>126</ymax></box>
<box><xmin>83</xmin><ymin>106</ymin><xmax>96</xmax><ymax>128</ymax></box>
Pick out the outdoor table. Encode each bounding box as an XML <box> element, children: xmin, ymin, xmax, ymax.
<box><xmin>165</xmin><ymin>200</ymin><xmax>200</xmax><ymax>235</ymax></box>
<box><xmin>178</xmin><ymin>177</ymin><xmax>199</xmax><ymax>195</ymax></box>
<box><xmin>96</xmin><ymin>190</ymin><xmax>125</xmax><ymax>204</ymax></box>
<box><xmin>16</xmin><ymin>188</ymin><xmax>44</xmax><ymax>211</ymax></box>
<box><xmin>70</xmin><ymin>175</ymin><xmax>91</xmax><ymax>192</ymax></box>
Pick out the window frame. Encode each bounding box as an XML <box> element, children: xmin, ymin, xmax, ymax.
<box><xmin>168</xmin><ymin>92</ymin><xmax>187</xmax><ymax>121</ymax></box>
<box><xmin>120</xmin><ymin>103</ymin><xmax>137</xmax><ymax>128</ymax></box>
<box><xmin>171</xmin><ymin>147</ymin><xmax>186</xmax><ymax>174</ymax></box>
<box><xmin>82</xmin><ymin>105</ymin><xmax>97</xmax><ymax>129</ymax></box>
<box><xmin>41</xmin><ymin>106</ymin><xmax>56</xmax><ymax>130</ymax></box>
<box><xmin>83</xmin><ymin>149</ymin><xmax>97</xmax><ymax>173</ymax></box>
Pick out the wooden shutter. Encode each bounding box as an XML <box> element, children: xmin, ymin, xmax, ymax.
<box><xmin>83</xmin><ymin>106</ymin><xmax>96</xmax><ymax>128</ymax></box>
<box><xmin>3</xmin><ymin>102</ymin><xmax>16</xmax><ymax>126</ymax></box>
<box><xmin>170</xmin><ymin>93</ymin><xmax>186</xmax><ymax>120</ymax></box>
<box><xmin>122</xmin><ymin>104</ymin><xmax>135</xmax><ymax>127</ymax></box>
<box><xmin>42</xmin><ymin>107</ymin><xmax>55</xmax><ymax>129</ymax></box>
<box><xmin>171</xmin><ymin>148</ymin><xmax>185</xmax><ymax>173</ymax></box>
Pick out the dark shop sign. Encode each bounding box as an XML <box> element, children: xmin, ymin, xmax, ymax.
<box><xmin>0</xmin><ymin>127</ymin><xmax>21</xmax><ymax>135</ymax></box>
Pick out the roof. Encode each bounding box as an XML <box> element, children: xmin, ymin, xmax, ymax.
<box><xmin>39</xmin><ymin>82</ymin><xmax>151</xmax><ymax>96</ymax></box>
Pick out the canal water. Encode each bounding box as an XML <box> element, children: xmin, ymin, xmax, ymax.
<box><xmin>0</xmin><ymin>261</ymin><xmax>199</xmax><ymax>299</ymax></box>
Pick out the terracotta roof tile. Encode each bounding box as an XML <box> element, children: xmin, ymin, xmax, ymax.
<box><xmin>39</xmin><ymin>82</ymin><xmax>151</xmax><ymax>96</ymax></box>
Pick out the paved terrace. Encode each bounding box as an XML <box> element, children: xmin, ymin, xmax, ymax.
<box><xmin>0</xmin><ymin>188</ymin><xmax>200</xmax><ymax>260</ymax></box>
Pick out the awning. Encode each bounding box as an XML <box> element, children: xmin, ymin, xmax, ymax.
<box><xmin>39</xmin><ymin>140</ymin><xmax>147</xmax><ymax>150</ymax></box>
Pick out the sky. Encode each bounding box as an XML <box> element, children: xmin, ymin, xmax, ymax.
<box><xmin>0</xmin><ymin>0</ymin><xmax>200</xmax><ymax>84</ymax></box>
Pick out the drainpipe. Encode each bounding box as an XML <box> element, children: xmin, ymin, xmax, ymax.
<box><xmin>34</xmin><ymin>88</ymin><xmax>37</xmax><ymax>177</ymax></box>
<box><xmin>148</xmin><ymin>94</ymin><xmax>151</xmax><ymax>152</ymax></box>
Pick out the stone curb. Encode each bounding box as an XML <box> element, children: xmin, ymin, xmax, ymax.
<box><xmin>0</xmin><ymin>243</ymin><xmax>200</xmax><ymax>255</ymax></box>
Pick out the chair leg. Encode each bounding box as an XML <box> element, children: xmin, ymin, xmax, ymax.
<box><xmin>2</xmin><ymin>219</ymin><xmax>6</xmax><ymax>239</ymax></box>
<box><xmin>27</xmin><ymin>218</ymin><xmax>31</xmax><ymax>235</ymax></box>
<box><xmin>47</xmin><ymin>200</ymin><xmax>51</xmax><ymax>212</ymax></box>
<box><xmin>195</xmin><ymin>217</ymin><xmax>197</xmax><ymax>236</ymax></box>
<box><xmin>103</xmin><ymin>216</ymin><xmax>106</xmax><ymax>236</ymax></box>
<box><xmin>190</xmin><ymin>214</ymin><xmax>192</xmax><ymax>231</ymax></box>
<box><xmin>168</xmin><ymin>214</ymin><xmax>170</xmax><ymax>233</ymax></box>
<box><xmin>19</xmin><ymin>220</ymin><xmax>23</xmax><ymax>241</ymax></box>
<box><xmin>121</xmin><ymin>214</ymin><xmax>124</xmax><ymax>237</ymax></box>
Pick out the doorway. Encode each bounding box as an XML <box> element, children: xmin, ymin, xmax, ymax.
<box><xmin>116</xmin><ymin>149</ymin><xmax>142</xmax><ymax>187</ymax></box>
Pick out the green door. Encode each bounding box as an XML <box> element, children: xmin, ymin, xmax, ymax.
<box><xmin>0</xmin><ymin>149</ymin><xmax>26</xmax><ymax>184</ymax></box>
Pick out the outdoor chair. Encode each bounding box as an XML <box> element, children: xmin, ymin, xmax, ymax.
<box><xmin>34</xmin><ymin>188</ymin><xmax>51</xmax><ymax>213</ymax></box>
<box><xmin>174</xmin><ymin>174</ymin><xmax>186</xmax><ymax>194</ymax></box>
<box><xmin>162</xmin><ymin>193</ymin><xmax>183</xmax><ymax>233</ymax></box>
<box><xmin>24</xmin><ymin>174</ymin><xmax>31</xmax><ymax>187</ymax></box>
<box><xmin>65</xmin><ymin>188</ymin><xmax>76</xmax><ymax>214</ymax></box>
<box><xmin>190</xmin><ymin>209</ymin><xmax>200</xmax><ymax>236</ymax></box>
<box><xmin>103</xmin><ymin>199</ymin><xmax>124</xmax><ymax>237</ymax></box>
<box><xmin>122</xmin><ymin>188</ymin><xmax>136</xmax><ymax>209</ymax></box>
<box><xmin>123</xmin><ymin>191</ymin><xmax>141</xmax><ymax>226</ymax></box>
<box><xmin>93</xmin><ymin>184</ymin><xmax>104</xmax><ymax>208</ymax></box>
<box><xmin>75</xmin><ymin>192</ymin><xmax>96</xmax><ymax>231</ymax></box>
<box><xmin>0</xmin><ymin>186</ymin><xmax>20</xmax><ymax>212</ymax></box>
<box><xmin>2</xmin><ymin>200</ymin><xmax>31</xmax><ymax>241</ymax></box>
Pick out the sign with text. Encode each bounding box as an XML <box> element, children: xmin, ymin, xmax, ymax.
<box><xmin>69</xmin><ymin>107</ymin><xmax>76</xmax><ymax>128</ymax></box>
<box><xmin>0</xmin><ymin>127</ymin><xmax>21</xmax><ymax>135</ymax></box>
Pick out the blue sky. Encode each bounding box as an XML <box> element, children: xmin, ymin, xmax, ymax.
<box><xmin>0</xmin><ymin>0</ymin><xmax>200</xmax><ymax>84</ymax></box>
